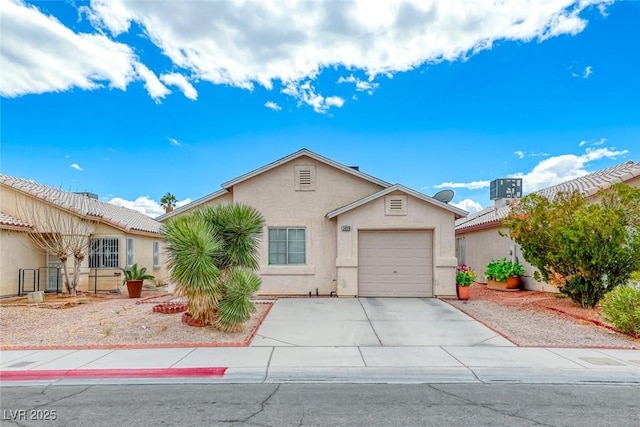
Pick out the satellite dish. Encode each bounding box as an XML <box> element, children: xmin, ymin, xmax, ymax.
<box><xmin>433</xmin><ymin>189</ymin><xmax>454</xmax><ymax>204</ymax></box>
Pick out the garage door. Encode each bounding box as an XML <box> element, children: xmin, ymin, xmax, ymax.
<box><xmin>358</xmin><ymin>230</ymin><xmax>433</xmax><ymax>297</ymax></box>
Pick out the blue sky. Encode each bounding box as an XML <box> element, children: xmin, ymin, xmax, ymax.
<box><xmin>1</xmin><ymin>0</ymin><xmax>638</xmax><ymax>217</ymax></box>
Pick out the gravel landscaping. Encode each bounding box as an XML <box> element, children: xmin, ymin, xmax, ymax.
<box><xmin>1</xmin><ymin>286</ymin><xmax>638</xmax><ymax>350</ymax></box>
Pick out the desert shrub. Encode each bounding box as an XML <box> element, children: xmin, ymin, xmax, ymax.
<box><xmin>601</xmin><ymin>286</ymin><xmax>640</xmax><ymax>336</ymax></box>
<box><xmin>501</xmin><ymin>183</ymin><xmax>640</xmax><ymax>308</ymax></box>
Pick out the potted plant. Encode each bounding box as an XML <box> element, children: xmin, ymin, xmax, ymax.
<box><xmin>485</xmin><ymin>258</ymin><xmax>524</xmax><ymax>290</ymax></box>
<box><xmin>121</xmin><ymin>263</ymin><xmax>155</xmax><ymax>298</ymax></box>
<box><xmin>456</xmin><ymin>264</ymin><xmax>476</xmax><ymax>301</ymax></box>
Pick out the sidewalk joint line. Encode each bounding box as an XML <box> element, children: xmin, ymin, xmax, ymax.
<box><xmin>358</xmin><ymin>298</ymin><xmax>382</xmax><ymax>346</ymax></box>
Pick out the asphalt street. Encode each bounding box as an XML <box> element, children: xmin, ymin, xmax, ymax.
<box><xmin>1</xmin><ymin>383</ymin><xmax>639</xmax><ymax>426</ymax></box>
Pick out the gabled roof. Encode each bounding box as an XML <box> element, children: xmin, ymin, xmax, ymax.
<box><xmin>327</xmin><ymin>184</ymin><xmax>468</xmax><ymax>219</ymax></box>
<box><xmin>221</xmin><ymin>148</ymin><xmax>391</xmax><ymax>189</ymax></box>
<box><xmin>1</xmin><ymin>174</ymin><xmax>162</xmax><ymax>234</ymax></box>
<box><xmin>0</xmin><ymin>212</ymin><xmax>31</xmax><ymax>230</ymax></box>
<box><xmin>158</xmin><ymin>148</ymin><xmax>392</xmax><ymax>222</ymax></box>
<box><xmin>156</xmin><ymin>189</ymin><xmax>228</xmax><ymax>222</ymax></box>
<box><xmin>456</xmin><ymin>160</ymin><xmax>640</xmax><ymax>232</ymax></box>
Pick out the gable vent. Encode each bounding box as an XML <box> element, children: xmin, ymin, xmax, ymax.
<box><xmin>389</xmin><ymin>198</ymin><xmax>403</xmax><ymax>210</ymax></box>
<box><xmin>385</xmin><ymin>195</ymin><xmax>408</xmax><ymax>216</ymax></box>
<box><xmin>299</xmin><ymin>169</ymin><xmax>312</xmax><ymax>186</ymax></box>
<box><xmin>295</xmin><ymin>165</ymin><xmax>316</xmax><ymax>191</ymax></box>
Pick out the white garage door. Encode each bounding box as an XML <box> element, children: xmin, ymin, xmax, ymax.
<box><xmin>358</xmin><ymin>230</ymin><xmax>433</xmax><ymax>297</ymax></box>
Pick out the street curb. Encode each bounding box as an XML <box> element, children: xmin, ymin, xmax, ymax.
<box><xmin>0</xmin><ymin>367</ymin><xmax>227</xmax><ymax>381</ymax></box>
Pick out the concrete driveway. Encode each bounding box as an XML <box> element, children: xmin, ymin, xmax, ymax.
<box><xmin>251</xmin><ymin>297</ymin><xmax>514</xmax><ymax>347</ymax></box>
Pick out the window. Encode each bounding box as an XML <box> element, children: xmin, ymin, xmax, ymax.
<box><xmin>126</xmin><ymin>238</ymin><xmax>134</xmax><ymax>267</ymax></box>
<box><xmin>89</xmin><ymin>238</ymin><xmax>119</xmax><ymax>268</ymax></box>
<box><xmin>456</xmin><ymin>237</ymin><xmax>466</xmax><ymax>266</ymax></box>
<box><xmin>269</xmin><ymin>228</ymin><xmax>306</xmax><ymax>265</ymax></box>
<box><xmin>153</xmin><ymin>241</ymin><xmax>160</xmax><ymax>268</ymax></box>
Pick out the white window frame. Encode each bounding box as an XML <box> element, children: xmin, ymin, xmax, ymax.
<box><xmin>153</xmin><ymin>241</ymin><xmax>160</xmax><ymax>268</ymax></box>
<box><xmin>89</xmin><ymin>237</ymin><xmax>120</xmax><ymax>269</ymax></box>
<box><xmin>126</xmin><ymin>238</ymin><xmax>134</xmax><ymax>267</ymax></box>
<box><xmin>268</xmin><ymin>227</ymin><xmax>306</xmax><ymax>265</ymax></box>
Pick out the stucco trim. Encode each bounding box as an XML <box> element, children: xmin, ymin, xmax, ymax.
<box><xmin>221</xmin><ymin>148</ymin><xmax>391</xmax><ymax>190</ymax></box>
<box><xmin>156</xmin><ymin>189</ymin><xmax>229</xmax><ymax>221</ymax></box>
<box><xmin>326</xmin><ymin>184</ymin><xmax>468</xmax><ymax>219</ymax></box>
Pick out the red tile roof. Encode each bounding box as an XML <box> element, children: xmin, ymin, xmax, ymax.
<box><xmin>456</xmin><ymin>161</ymin><xmax>640</xmax><ymax>232</ymax></box>
<box><xmin>1</xmin><ymin>174</ymin><xmax>161</xmax><ymax>234</ymax></box>
<box><xmin>0</xmin><ymin>212</ymin><xmax>31</xmax><ymax>229</ymax></box>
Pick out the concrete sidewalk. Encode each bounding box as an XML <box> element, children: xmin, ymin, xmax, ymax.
<box><xmin>1</xmin><ymin>346</ymin><xmax>639</xmax><ymax>385</ymax></box>
<box><xmin>1</xmin><ymin>298</ymin><xmax>639</xmax><ymax>385</ymax></box>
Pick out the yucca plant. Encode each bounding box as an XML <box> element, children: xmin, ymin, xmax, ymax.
<box><xmin>162</xmin><ymin>203</ymin><xmax>265</xmax><ymax>330</ymax></box>
<box><xmin>163</xmin><ymin>215</ymin><xmax>222</xmax><ymax>326</ymax></box>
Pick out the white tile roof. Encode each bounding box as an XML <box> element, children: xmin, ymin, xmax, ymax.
<box><xmin>0</xmin><ymin>212</ymin><xmax>31</xmax><ymax>229</ymax></box>
<box><xmin>456</xmin><ymin>160</ymin><xmax>640</xmax><ymax>231</ymax></box>
<box><xmin>1</xmin><ymin>174</ymin><xmax>162</xmax><ymax>234</ymax></box>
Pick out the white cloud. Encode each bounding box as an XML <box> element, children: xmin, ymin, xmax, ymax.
<box><xmin>264</xmin><ymin>101</ymin><xmax>282</xmax><ymax>112</ymax></box>
<box><xmin>0</xmin><ymin>0</ymin><xmax>137</xmax><ymax>97</ymax></box>
<box><xmin>433</xmin><ymin>180</ymin><xmax>491</xmax><ymax>190</ymax></box>
<box><xmin>434</xmin><ymin>145</ymin><xmax>627</xmax><ymax>194</ymax></box>
<box><xmin>514</xmin><ymin>150</ymin><xmax>525</xmax><ymax>159</ymax></box>
<box><xmin>579</xmin><ymin>137</ymin><xmax>606</xmax><ymax>147</ymax></box>
<box><xmin>452</xmin><ymin>198</ymin><xmax>483</xmax><ymax>214</ymax></box>
<box><xmin>509</xmin><ymin>146</ymin><xmax>627</xmax><ymax>192</ymax></box>
<box><xmin>134</xmin><ymin>62</ymin><xmax>170</xmax><ymax>102</ymax></box>
<box><xmin>70</xmin><ymin>163</ymin><xmax>83</xmax><ymax>171</ymax></box>
<box><xmin>160</xmin><ymin>72</ymin><xmax>198</xmax><ymax>100</ymax></box>
<box><xmin>282</xmin><ymin>81</ymin><xmax>344</xmax><ymax>113</ymax></box>
<box><xmin>338</xmin><ymin>74</ymin><xmax>379</xmax><ymax>94</ymax></box>
<box><xmin>107</xmin><ymin>195</ymin><xmax>191</xmax><ymax>218</ymax></box>
<box><xmin>583</xmin><ymin>65</ymin><xmax>592</xmax><ymax>79</ymax></box>
<box><xmin>167</xmin><ymin>137</ymin><xmax>181</xmax><ymax>146</ymax></box>
<box><xmin>2</xmin><ymin>0</ymin><xmax>611</xmax><ymax>108</ymax></box>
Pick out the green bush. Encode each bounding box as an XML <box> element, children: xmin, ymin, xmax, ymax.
<box><xmin>484</xmin><ymin>258</ymin><xmax>524</xmax><ymax>282</ymax></box>
<box><xmin>601</xmin><ymin>286</ymin><xmax>640</xmax><ymax>336</ymax></box>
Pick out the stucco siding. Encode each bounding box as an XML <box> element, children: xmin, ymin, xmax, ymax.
<box><xmin>458</xmin><ymin>226</ymin><xmax>563</xmax><ymax>292</ymax></box>
<box><xmin>232</xmin><ymin>156</ymin><xmax>384</xmax><ymax>295</ymax></box>
<box><xmin>335</xmin><ymin>192</ymin><xmax>458</xmax><ymax>297</ymax></box>
<box><xmin>0</xmin><ymin>231</ymin><xmax>43</xmax><ymax>296</ymax></box>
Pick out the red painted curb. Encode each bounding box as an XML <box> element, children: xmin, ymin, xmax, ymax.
<box><xmin>0</xmin><ymin>367</ymin><xmax>227</xmax><ymax>381</ymax></box>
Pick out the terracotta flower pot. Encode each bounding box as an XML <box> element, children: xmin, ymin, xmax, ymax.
<box><xmin>125</xmin><ymin>280</ymin><xmax>144</xmax><ymax>298</ymax></box>
<box><xmin>506</xmin><ymin>276</ymin><xmax>520</xmax><ymax>289</ymax></box>
<box><xmin>457</xmin><ymin>285</ymin><xmax>470</xmax><ymax>301</ymax></box>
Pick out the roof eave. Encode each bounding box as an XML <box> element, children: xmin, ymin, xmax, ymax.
<box><xmin>222</xmin><ymin>148</ymin><xmax>391</xmax><ymax>190</ymax></box>
<box><xmin>156</xmin><ymin>189</ymin><xmax>229</xmax><ymax>222</ymax></box>
<box><xmin>327</xmin><ymin>184</ymin><xmax>468</xmax><ymax>219</ymax></box>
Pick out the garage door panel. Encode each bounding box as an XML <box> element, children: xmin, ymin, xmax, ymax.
<box><xmin>358</xmin><ymin>230</ymin><xmax>433</xmax><ymax>297</ymax></box>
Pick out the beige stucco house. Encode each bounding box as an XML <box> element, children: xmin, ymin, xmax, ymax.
<box><xmin>0</xmin><ymin>174</ymin><xmax>167</xmax><ymax>297</ymax></box>
<box><xmin>157</xmin><ymin>149</ymin><xmax>467</xmax><ymax>298</ymax></box>
<box><xmin>455</xmin><ymin>161</ymin><xmax>640</xmax><ymax>291</ymax></box>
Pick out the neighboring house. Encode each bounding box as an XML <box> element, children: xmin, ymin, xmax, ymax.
<box><xmin>0</xmin><ymin>174</ymin><xmax>167</xmax><ymax>297</ymax></box>
<box><xmin>455</xmin><ymin>161</ymin><xmax>640</xmax><ymax>292</ymax></box>
<box><xmin>157</xmin><ymin>149</ymin><xmax>467</xmax><ymax>297</ymax></box>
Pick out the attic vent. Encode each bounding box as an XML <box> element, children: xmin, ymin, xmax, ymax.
<box><xmin>385</xmin><ymin>195</ymin><xmax>407</xmax><ymax>216</ymax></box>
<box><xmin>389</xmin><ymin>199</ymin><xmax>403</xmax><ymax>210</ymax></box>
<box><xmin>294</xmin><ymin>166</ymin><xmax>316</xmax><ymax>191</ymax></box>
<box><xmin>299</xmin><ymin>170</ymin><xmax>312</xmax><ymax>185</ymax></box>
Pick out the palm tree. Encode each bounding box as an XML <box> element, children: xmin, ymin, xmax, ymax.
<box><xmin>162</xmin><ymin>203</ymin><xmax>265</xmax><ymax>331</ymax></box>
<box><xmin>160</xmin><ymin>192</ymin><xmax>178</xmax><ymax>213</ymax></box>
